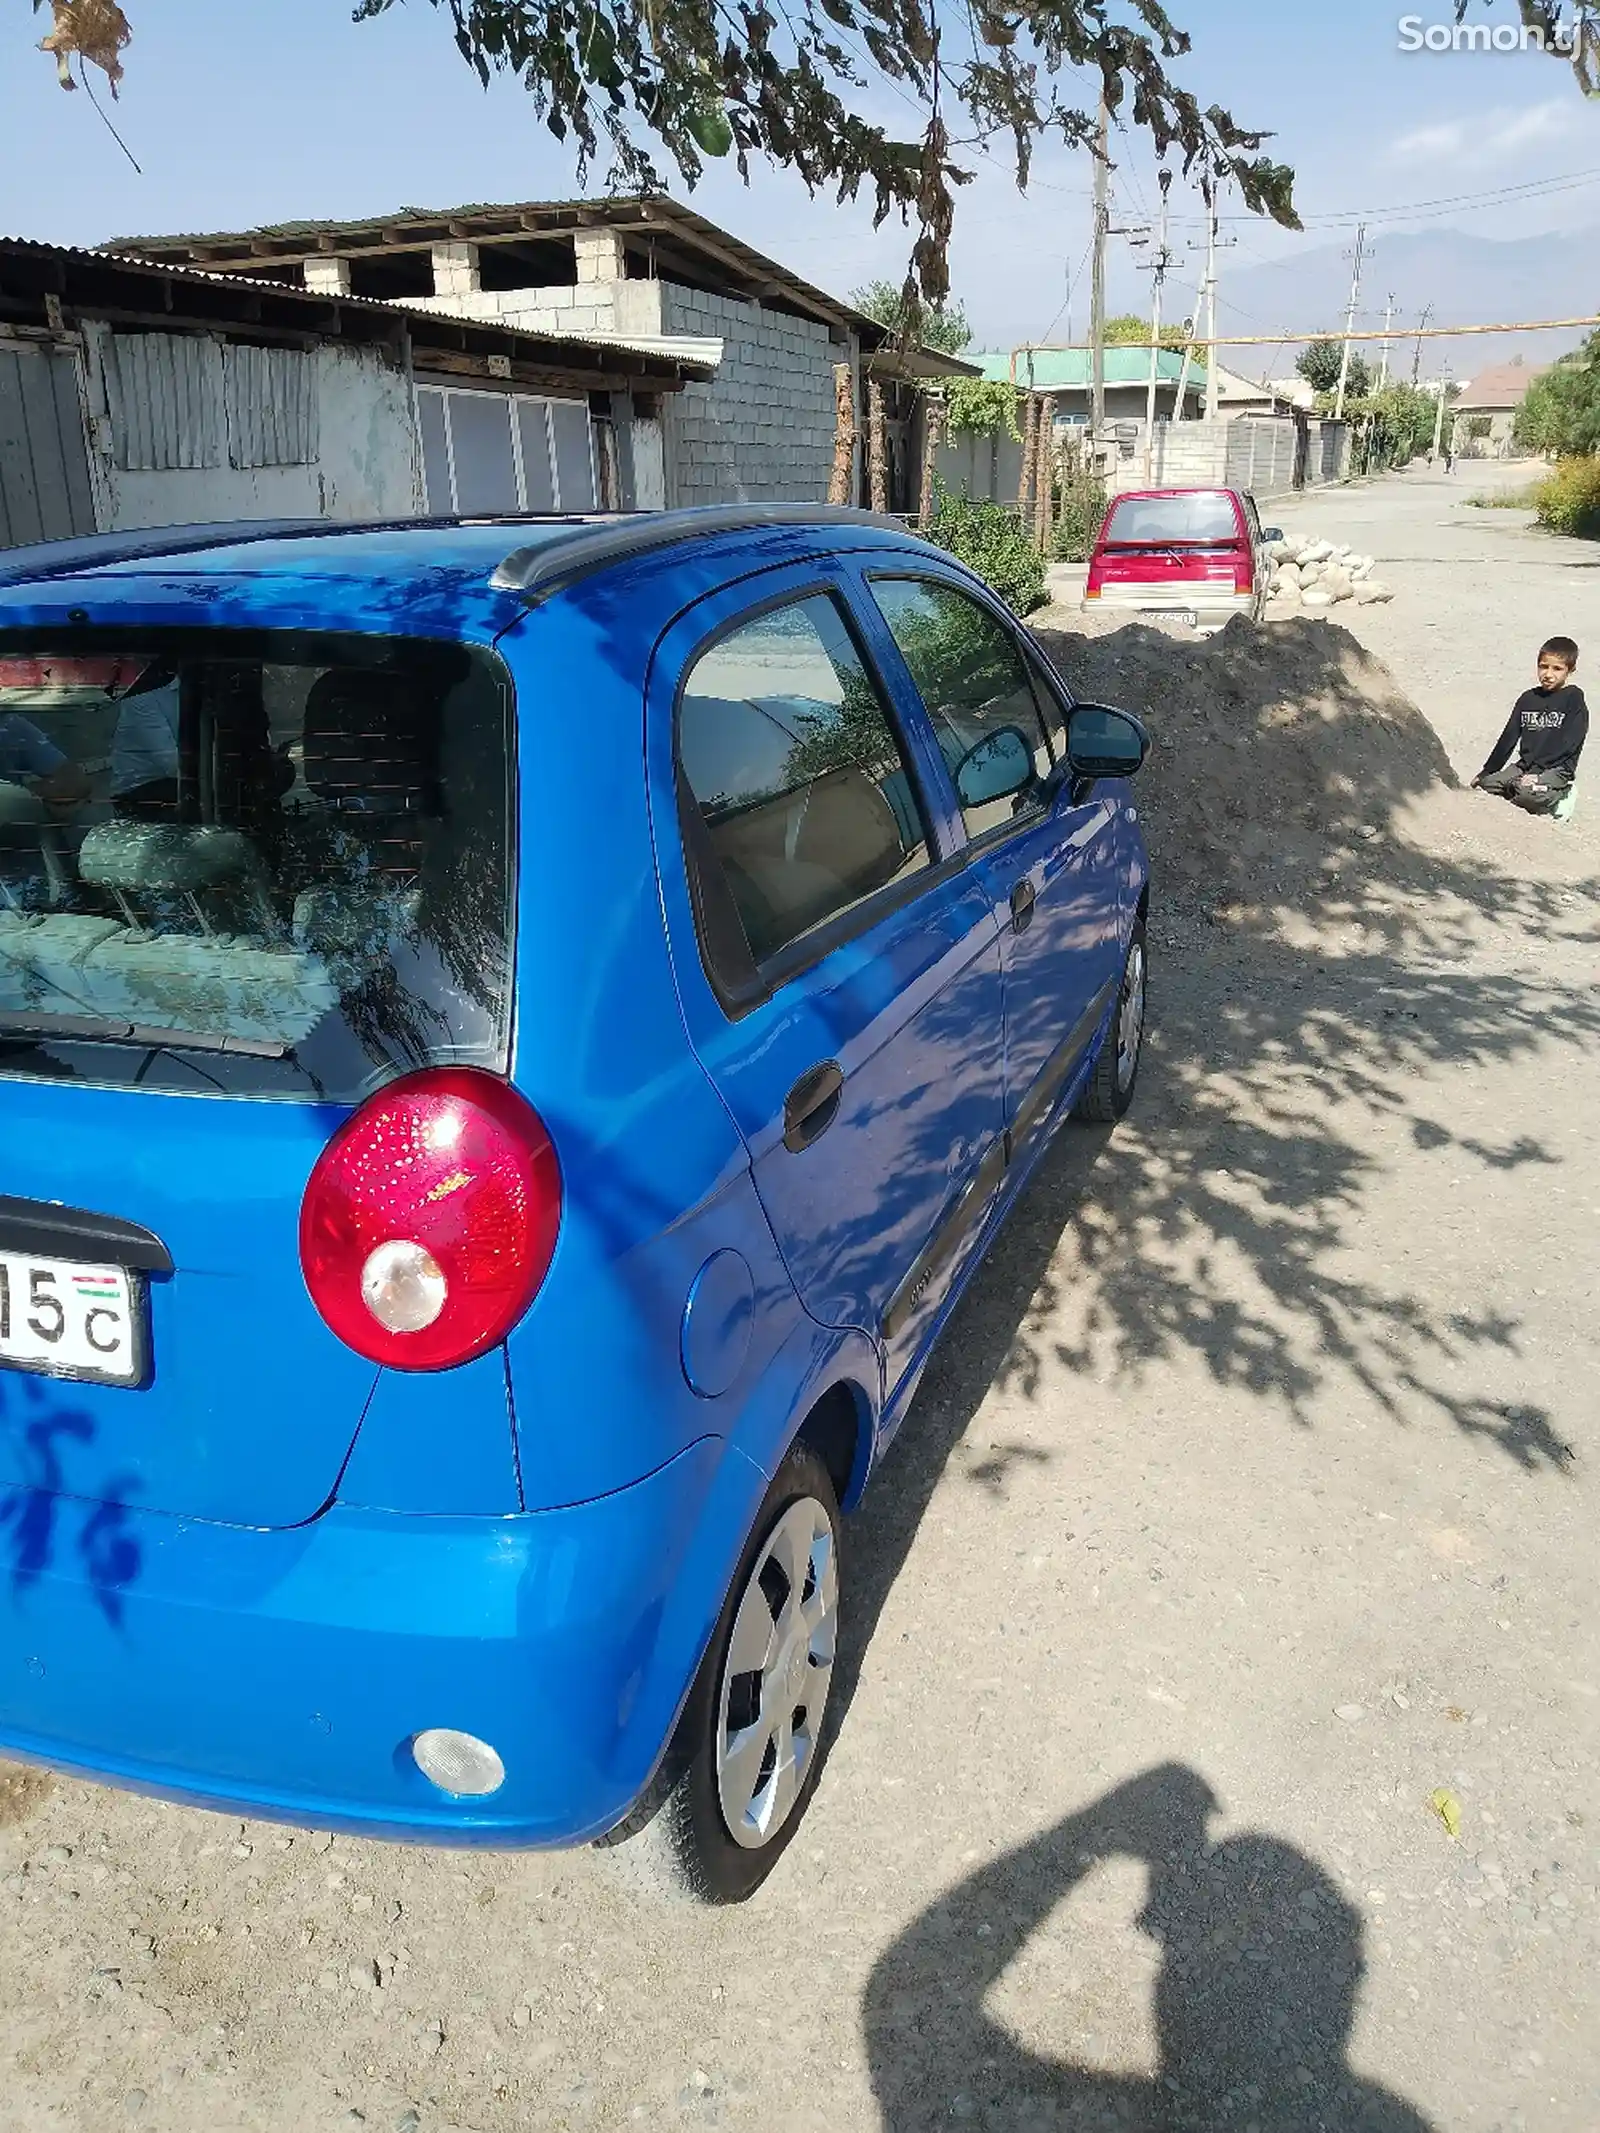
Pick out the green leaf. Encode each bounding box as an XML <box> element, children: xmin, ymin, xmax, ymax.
<box><xmin>686</xmin><ymin>101</ymin><xmax>734</xmax><ymax>156</ymax></box>
<box><xmin>1429</xmin><ymin>1788</ymin><xmax>1463</xmax><ymax>1840</ymax></box>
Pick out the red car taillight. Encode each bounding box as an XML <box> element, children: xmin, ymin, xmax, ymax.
<box><xmin>1230</xmin><ymin>543</ymin><xmax>1254</xmax><ymax>595</ymax></box>
<box><xmin>1086</xmin><ymin>551</ymin><xmax>1106</xmax><ymax>597</ymax></box>
<box><xmin>299</xmin><ymin>1068</ymin><xmax>562</xmax><ymax>1371</ymax></box>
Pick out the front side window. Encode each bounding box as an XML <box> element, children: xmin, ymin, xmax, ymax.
<box><xmin>0</xmin><ymin>632</ymin><xmax>512</xmax><ymax>1100</ymax></box>
<box><xmin>869</xmin><ymin>578</ymin><xmax>1055</xmax><ymax>844</ymax></box>
<box><xmin>678</xmin><ymin>593</ymin><xmax>932</xmax><ymax>979</ymax></box>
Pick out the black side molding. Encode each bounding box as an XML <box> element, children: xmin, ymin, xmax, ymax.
<box><xmin>882</xmin><ymin>1137</ymin><xmax>1008</xmax><ymax>1343</ymax></box>
<box><xmin>1006</xmin><ymin>979</ymin><xmax>1117</xmax><ymax>1158</ymax></box>
<box><xmin>0</xmin><ymin>1196</ymin><xmax>173</xmax><ymax>1276</ymax></box>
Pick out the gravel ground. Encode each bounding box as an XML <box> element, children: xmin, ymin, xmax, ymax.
<box><xmin>1</xmin><ymin>467</ymin><xmax>1596</xmax><ymax>2133</ymax></box>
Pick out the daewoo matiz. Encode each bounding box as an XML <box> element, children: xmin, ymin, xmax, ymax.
<box><xmin>0</xmin><ymin>505</ymin><xmax>1149</xmax><ymax>1900</ymax></box>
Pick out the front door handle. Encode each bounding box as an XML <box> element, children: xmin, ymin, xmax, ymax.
<box><xmin>783</xmin><ymin>1060</ymin><xmax>845</xmax><ymax>1152</ymax></box>
<box><xmin>1010</xmin><ymin>877</ymin><xmax>1037</xmax><ymax>934</ymax></box>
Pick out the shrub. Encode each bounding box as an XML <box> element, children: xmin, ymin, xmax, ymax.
<box><xmin>1532</xmin><ymin>457</ymin><xmax>1600</xmax><ymax>538</ymax></box>
<box><xmin>1468</xmin><ymin>485</ymin><xmax>1540</xmax><ymax>510</ymax></box>
<box><xmin>1515</xmin><ymin>333</ymin><xmax>1600</xmax><ymax>458</ymax></box>
<box><xmin>1051</xmin><ymin>462</ymin><xmax>1109</xmax><ymax>563</ymax></box>
<box><xmin>925</xmin><ymin>488</ymin><xmax>1046</xmax><ymax>612</ymax></box>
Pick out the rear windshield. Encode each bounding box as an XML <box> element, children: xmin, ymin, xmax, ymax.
<box><xmin>0</xmin><ymin>630</ymin><xmax>511</xmax><ymax>1101</ymax></box>
<box><xmin>1102</xmin><ymin>493</ymin><xmax>1241</xmax><ymax>546</ymax></box>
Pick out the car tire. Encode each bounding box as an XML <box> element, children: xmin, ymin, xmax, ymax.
<box><xmin>1074</xmin><ymin>921</ymin><xmax>1147</xmax><ymax>1124</ymax></box>
<box><xmin>596</xmin><ymin>1441</ymin><xmax>841</xmax><ymax>1904</ymax></box>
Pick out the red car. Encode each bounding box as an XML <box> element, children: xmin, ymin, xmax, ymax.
<box><xmin>1085</xmin><ymin>486</ymin><xmax>1280</xmax><ymax>632</ymax></box>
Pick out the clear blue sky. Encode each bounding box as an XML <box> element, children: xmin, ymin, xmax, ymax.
<box><xmin>1</xmin><ymin>0</ymin><xmax>1593</xmax><ymax>349</ymax></box>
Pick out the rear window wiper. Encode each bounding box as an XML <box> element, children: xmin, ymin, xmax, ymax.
<box><xmin>0</xmin><ymin>1012</ymin><xmax>287</xmax><ymax>1059</ymax></box>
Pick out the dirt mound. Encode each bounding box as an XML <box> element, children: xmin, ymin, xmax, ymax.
<box><xmin>1033</xmin><ymin>614</ymin><xmax>1457</xmax><ymax>914</ymax></box>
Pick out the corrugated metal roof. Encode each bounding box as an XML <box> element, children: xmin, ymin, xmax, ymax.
<box><xmin>101</xmin><ymin>195</ymin><xmax>871</xmax><ymax>336</ymax></box>
<box><xmin>0</xmin><ymin>235</ymin><xmax>719</xmax><ymax>386</ymax></box>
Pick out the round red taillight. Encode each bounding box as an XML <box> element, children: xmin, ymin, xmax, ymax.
<box><xmin>298</xmin><ymin>1068</ymin><xmax>562</xmax><ymax>1371</ymax></box>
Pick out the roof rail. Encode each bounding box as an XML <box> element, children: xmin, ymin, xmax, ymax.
<box><xmin>0</xmin><ymin>512</ymin><xmax>601</xmax><ymax>592</ymax></box>
<box><xmin>488</xmin><ymin>503</ymin><xmax>919</xmax><ymax>603</ymax></box>
<box><xmin>0</xmin><ymin>505</ymin><xmax>921</xmax><ymax>601</ymax></box>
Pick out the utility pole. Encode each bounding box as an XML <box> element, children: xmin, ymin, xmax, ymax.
<box><xmin>1173</xmin><ymin>252</ymin><xmax>1208</xmax><ymax>423</ymax></box>
<box><xmin>1333</xmin><ymin>221</ymin><xmax>1367</xmax><ymax>422</ymax></box>
<box><xmin>1203</xmin><ymin>180</ymin><xmax>1221</xmax><ymax>423</ymax></box>
<box><xmin>1411</xmin><ymin>303</ymin><xmax>1433</xmax><ymax>386</ymax></box>
<box><xmin>1089</xmin><ymin>90</ymin><xmax>1110</xmax><ymax>462</ymax></box>
<box><xmin>1377</xmin><ymin>293</ymin><xmax>1395</xmax><ymax>389</ymax></box>
<box><xmin>1141</xmin><ymin>170</ymin><xmax>1175</xmax><ymax>483</ymax></box>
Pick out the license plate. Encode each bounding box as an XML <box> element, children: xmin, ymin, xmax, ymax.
<box><xmin>1143</xmin><ymin>606</ymin><xmax>1197</xmax><ymax>627</ymax></box>
<box><xmin>0</xmin><ymin>1251</ymin><xmax>143</xmax><ymax>1386</ymax></box>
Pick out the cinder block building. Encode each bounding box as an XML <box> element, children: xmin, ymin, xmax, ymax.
<box><xmin>105</xmin><ymin>201</ymin><xmax>973</xmax><ymax>515</ymax></box>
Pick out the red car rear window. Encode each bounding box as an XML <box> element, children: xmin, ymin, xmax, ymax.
<box><xmin>1101</xmin><ymin>494</ymin><xmax>1241</xmax><ymax>546</ymax></box>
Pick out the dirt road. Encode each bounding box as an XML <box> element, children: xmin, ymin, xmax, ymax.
<box><xmin>1</xmin><ymin>470</ymin><xmax>1596</xmax><ymax>2133</ymax></box>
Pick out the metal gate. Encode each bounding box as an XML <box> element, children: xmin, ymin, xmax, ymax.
<box><xmin>1224</xmin><ymin>417</ymin><xmax>1298</xmax><ymax>500</ymax></box>
<box><xmin>0</xmin><ymin>343</ymin><xmax>97</xmax><ymax>550</ymax></box>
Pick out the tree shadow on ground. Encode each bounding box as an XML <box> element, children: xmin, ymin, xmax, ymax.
<box><xmin>834</xmin><ymin>617</ymin><xmax>1592</xmax><ymax>1721</ymax></box>
<box><xmin>862</xmin><ymin>1763</ymin><xmax>1436</xmax><ymax>2132</ymax></box>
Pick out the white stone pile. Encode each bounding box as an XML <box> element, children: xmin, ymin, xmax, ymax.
<box><xmin>1263</xmin><ymin>536</ymin><xmax>1393</xmax><ymax>614</ymax></box>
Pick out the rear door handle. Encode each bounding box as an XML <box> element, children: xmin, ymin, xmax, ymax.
<box><xmin>783</xmin><ymin>1060</ymin><xmax>845</xmax><ymax>1152</ymax></box>
<box><xmin>1010</xmin><ymin>877</ymin><xmax>1037</xmax><ymax>934</ymax></box>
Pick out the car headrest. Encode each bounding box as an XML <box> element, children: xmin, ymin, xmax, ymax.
<box><xmin>302</xmin><ymin>670</ymin><xmax>441</xmax><ymax>817</ymax></box>
<box><xmin>79</xmin><ymin>821</ymin><xmax>259</xmax><ymax>895</ymax></box>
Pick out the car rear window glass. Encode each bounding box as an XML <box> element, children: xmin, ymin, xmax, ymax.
<box><xmin>0</xmin><ymin>631</ymin><xmax>511</xmax><ymax>1101</ymax></box>
<box><xmin>678</xmin><ymin>594</ymin><xmax>933</xmax><ymax>982</ymax></box>
<box><xmin>1101</xmin><ymin>493</ymin><xmax>1241</xmax><ymax>545</ymax></box>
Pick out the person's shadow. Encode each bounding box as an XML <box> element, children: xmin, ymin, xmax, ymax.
<box><xmin>863</xmin><ymin>1765</ymin><xmax>1436</xmax><ymax>2132</ymax></box>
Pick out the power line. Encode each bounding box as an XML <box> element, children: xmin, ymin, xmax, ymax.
<box><xmin>1207</xmin><ymin>164</ymin><xmax>1600</xmax><ymax>231</ymax></box>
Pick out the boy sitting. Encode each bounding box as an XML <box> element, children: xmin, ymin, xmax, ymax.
<box><xmin>1473</xmin><ymin>637</ymin><xmax>1587</xmax><ymax>815</ymax></box>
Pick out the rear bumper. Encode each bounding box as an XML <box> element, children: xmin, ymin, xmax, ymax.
<box><xmin>1086</xmin><ymin>588</ymin><xmax>1254</xmax><ymax>622</ymax></box>
<box><xmin>0</xmin><ymin>1437</ymin><xmax>763</xmax><ymax>1847</ymax></box>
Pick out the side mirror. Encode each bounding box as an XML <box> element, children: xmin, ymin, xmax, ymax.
<box><xmin>1261</xmin><ymin>525</ymin><xmax>1286</xmax><ymax>544</ymax></box>
<box><xmin>1066</xmin><ymin>703</ymin><xmax>1149</xmax><ymax>780</ymax></box>
<box><xmin>955</xmin><ymin>726</ymin><xmax>1035</xmax><ymax>809</ymax></box>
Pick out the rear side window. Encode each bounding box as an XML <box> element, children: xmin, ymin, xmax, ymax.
<box><xmin>0</xmin><ymin>633</ymin><xmax>511</xmax><ymax>1100</ymax></box>
<box><xmin>678</xmin><ymin>593</ymin><xmax>932</xmax><ymax>984</ymax></box>
<box><xmin>1101</xmin><ymin>493</ymin><xmax>1241</xmax><ymax>545</ymax></box>
<box><xmin>869</xmin><ymin>578</ymin><xmax>1055</xmax><ymax>844</ymax></box>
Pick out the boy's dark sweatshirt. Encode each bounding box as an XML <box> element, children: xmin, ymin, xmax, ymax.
<box><xmin>1479</xmin><ymin>684</ymin><xmax>1589</xmax><ymax>780</ymax></box>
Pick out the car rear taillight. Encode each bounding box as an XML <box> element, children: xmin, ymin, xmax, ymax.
<box><xmin>299</xmin><ymin>1068</ymin><xmax>561</xmax><ymax>1371</ymax></box>
<box><xmin>1085</xmin><ymin>551</ymin><xmax>1106</xmax><ymax>597</ymax></box>
<box><xmin>1230</xmin><ymin>542</ymin><xmax>1254</xmax><ymax>595</ymax></box>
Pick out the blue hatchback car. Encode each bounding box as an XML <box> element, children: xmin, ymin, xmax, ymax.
<box><xmin>0</xmin><ymin>505</ymin><xmax>1148</xmax><ymax>1900</ymax></box>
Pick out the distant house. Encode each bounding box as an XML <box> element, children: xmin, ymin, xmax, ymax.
<box><xmin>101</xmin><ymin>199</ymin><xmax>976</xmax><ymax>516</ymax></box>
<box><xmin>1215</xmin><ymin>367</ymin><xmax>1316</xmax><ymax>415</ymax></box>
<box><xmin>975</xmin><ymin>345</ymin><xmax>1207</xmax><ymax>425</ymax></box>
<box><xmin>1453</xmin><ymin>360</ymin><xmax>1550</xmax><ymax>460</ymax></box>
<box><xmin>945</xmin><ymin>348</ymin><xmax>1337</xmax><ymax>500</ymax></box>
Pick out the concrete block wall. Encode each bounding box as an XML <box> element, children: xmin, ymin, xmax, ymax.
<box><xmin>659</xmin><ymin>284</ymin><xmax>840</xmax><ymax>504</ymax></box>
<box><xmin>402</xmin><ymin>284</ymin><xmax>630</xmax><ymax>341</ymax></box>
<box><xmin>1106</xmin><ymin>419</ymin><xmax>1231</xmax><ymax>494</ymax></box>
